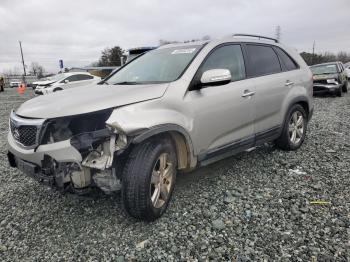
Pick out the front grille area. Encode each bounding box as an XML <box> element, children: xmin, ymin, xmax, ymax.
<box><xmin>314</xmin><ymin>79</ymin><xmax>328</xmax><ymax>85</ymax></box>
<box><xmin>10</xmin><ymin>121</ymin><xmax>38</xmax><ymax>146</ymax></box>
<box><xmin>9</xmin><ymin>111</ymin><xmax>45</xmax><ymax>148</ymax></box>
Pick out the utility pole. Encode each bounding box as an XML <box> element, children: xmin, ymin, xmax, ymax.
<box><xmin>275</xmin><ymin>25</ymin><xmax>281</xmax><ymax>42</ymax></box>
<box><xmin>19</xmin><ymin>41</ymin><xmax>26</xmax><ymax>83</ymax></box>
<box><xmin>311</xmin><ymin>40</ymin><xmax>315</xmax><ymax>65</ymax></box>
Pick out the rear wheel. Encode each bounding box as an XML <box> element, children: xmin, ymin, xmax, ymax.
<box><xmin>275</xmin><ymin>104</ymin><xmax>307</xmax><ymax>151</ymax></box>
<box><xmin>122</xmin><ymin>138</ymin><xmax>177</xmax><ymax>221</ymax></box>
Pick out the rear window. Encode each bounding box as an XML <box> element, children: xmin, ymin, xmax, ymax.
<box><xmin>275</xmin><ymin>47</ymin><xmax>299</xmax><ymax>71</ymax></box>
<box><xmin>246</xmin><ymin>44</ymin><xmax>281</xmax><ymax>77</ymax></box>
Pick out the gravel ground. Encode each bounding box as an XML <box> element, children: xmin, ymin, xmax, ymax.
<box><xmin>0</xmin><ymin>88</ymin><xmax>349</xmax><ymax>261</ymax></box>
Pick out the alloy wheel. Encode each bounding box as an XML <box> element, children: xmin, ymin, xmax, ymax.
<box><xmin>288</xmin><ymin>111</ymin><xmax>304</xmax><ymax>145</ymax></box>
<box><xmin>150</xmin><ymin>153</ymin><xmax>174</xmax><ymax>208</ymax></box>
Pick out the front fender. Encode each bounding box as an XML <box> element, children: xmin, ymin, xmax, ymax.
<box><xmin>106</xmin><ymin>100</ymin><xmax>193</xmax><ymax>135</ymax></box>
<box><xmin>105</xmin><ymin>100</ymin><xmax>197</xmax><ymax>168</ymax></box>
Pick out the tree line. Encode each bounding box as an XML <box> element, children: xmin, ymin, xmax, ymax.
<box><xmin>2</xmin><ymin>43</ymin><xmax>350</xmax><ymax>78</ymax></box>
<box><xmin>95</xmin><ymin>47</ymin><xmax>350</xmax><ymax>67</ymax></box>
<box><xmin>300</xmin><ymin>51</ymin><xmax>350</xmax><ymax>66</ymax></box>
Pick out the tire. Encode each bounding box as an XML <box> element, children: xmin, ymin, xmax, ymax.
<box><xmin>342</xmin><ymin>81</ymin><xmax>348</xmax><ymax>93</ymax></box>
<box><xmin>122</xmin><ymin>138</ymin><xmax>177</xmax><ymax>221</ymax></box>
<box><xmin>275</xmin><ymin>104</ymin><xmax>307</xmax><ymax>151</ymax></box>
<box><xmin>336</xmin><ymin>86</ymin><xmax>342</xmax><ymax>97</ymax></box>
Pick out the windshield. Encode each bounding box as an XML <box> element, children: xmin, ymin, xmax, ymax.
<box><xmin>105</xmin><ymin>45</ymin><xmax>202</xmax><ymax>85</ymax></box>
<box><xmin>310</xmin><ymin>64</ymin><xmax>338</xmax><ymax>75</ymax></box>
<box><xmin>49</xmin><ymin>74</ymin><xmax>67</xmax><ymax>82</ymax></box>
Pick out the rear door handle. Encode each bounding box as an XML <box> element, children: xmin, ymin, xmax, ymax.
<box><xmin>242</xmin><ymin>90</ymin><xmax>255</xmax><ymax>98</ymax></box>
<box><xmin>285</xmin><ymin>80</ymin><xmax>294</xmax><ymax>87</ymax></box>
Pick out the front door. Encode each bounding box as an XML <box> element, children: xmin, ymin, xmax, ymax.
<box><xmin>184</xmin><ymin>44</ymin><xmax>256</xmax><ymax>157</ymax></box>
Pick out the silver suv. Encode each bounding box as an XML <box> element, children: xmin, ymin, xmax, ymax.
<box><xmin>7</xmin><ymin>34</ymin><xmax>313</xmax><ymax>221</ymax></box>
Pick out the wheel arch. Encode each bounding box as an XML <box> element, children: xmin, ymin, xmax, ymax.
<box><xmin>53</xmin><ymin>87</ymin><xmax>63</xmax><ymax>92</ymax></box>
<box><xmin>131</xmin><ymin>124</ymin><xmax>197</xmax><ymax>170</ymax></box>
<box><xmin>286</xmin><ymin>96</ymin><xmax>311</xmax><ymax>120</ymax></box>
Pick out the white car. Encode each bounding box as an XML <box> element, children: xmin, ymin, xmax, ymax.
<box><xmin>344</xmin><ymin>63</ymin><xmax>350</xmax><ymax>78</ymax></box>
<box><xmin>10</xmin><ymin>79</ymin><xmax>21</xmax><ymax>88</ymax></box>
<box><xmin>31</xmin><ymin>77</ymin><xmax>52</xmax><ymax>88</ymax></box>
<box><xmin>35</xmin><ymin>72</ymin><xmax>101</xmax><ymax>95</ymax></box>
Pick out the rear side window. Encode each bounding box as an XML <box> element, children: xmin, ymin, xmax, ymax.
<box><xmin>275</xmin><ymin>47</ymin><xmax>299</xmax><ymax>71</ymax></box>
<box><xmin>76</xmin><ymin>74</ymin><xmax>94</xmax><ymax>80</ymax></box>
<box><xmin>201</xmin><ymin>44</ymin><xmax>246</xmax><ymax>81</ymax></box>
<box><xmin>246</xmin><ymin>44</ymin><xmax>281</xmax><ymax>77</ymax></box>
<box><xmin>64</xmin><ymin>75</ymin><xmax>79</xmax><ymax>82</ymax></box>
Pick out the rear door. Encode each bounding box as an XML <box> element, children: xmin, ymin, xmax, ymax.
<box><xmin>244</xmin><ymin>44</ymin><xmax>296</xmax><ymax>139</ymax></box>
<box><xmin>184</xmin><ymin>44</ymin><xmax>256</xmax><ymax>156</ymax></box>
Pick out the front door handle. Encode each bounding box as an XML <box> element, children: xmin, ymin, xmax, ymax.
<box><xmin>242</xmin><ymin>90</ymin><xmax>255</xmax><ymax>98</ymax></box>
<box><xmin>285</xmin><ymin>80</ymin><xmax>294</xmax><ymax>87</ymax></box>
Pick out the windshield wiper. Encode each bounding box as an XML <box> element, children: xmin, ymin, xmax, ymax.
<box><xmin>113</xmin><ymin>81</ymin><xmax>140</xmax><ymax>85</ymax></box>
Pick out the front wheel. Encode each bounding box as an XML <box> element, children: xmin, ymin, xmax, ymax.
<box><xmin>122</xmin><ymin>138</ymin><xmax>177</xmax><ymax>221</ymax></box>
<box><xmin>53</xmin><ymin>88</ymin><xmax>63</xmax><ymax>92</ymax></box>
<box><xmin>336</xmin><ymin>86</ymin><xmax>342</xmax><ymax>97</ymax></box>
<box><xmin>275</xmin><ymin>104</ymin><xmax>307</xmax><ymax>151</ymax></box>
<box><xmin>342</xmin><ymin>81</ymin><xmax>348</xmax><ymax>93</ymax></box>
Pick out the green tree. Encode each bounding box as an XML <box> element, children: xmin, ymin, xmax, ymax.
<box><xmin>97</xmin><ymin>46</ymin><xmax>124</xmax><ymax>66</ymax></box>
<box><xmin>336</xmin><ymin>51</ymin><xmax>350</xmax><ymax>63</ymax></box>
<box><xmin>300</xmin><ymin>51</ymin><xmax>350</xmax><ymax>66</ymax></box>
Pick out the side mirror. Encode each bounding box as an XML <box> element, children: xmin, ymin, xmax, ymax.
<box><xmin>200</xmin><ymin>69</ymin><xmax>231</xmax><ymax>86</ymax></box>
<box><xmin>64</xmin><ymin>79</ymin><xmax>70</xmax><ymax>83</ymax></box>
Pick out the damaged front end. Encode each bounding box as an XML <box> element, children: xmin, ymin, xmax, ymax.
<box><xmin>8</xmin><ymin>109</ymin><xmax>129</xmax><ymax>195</ymax></box>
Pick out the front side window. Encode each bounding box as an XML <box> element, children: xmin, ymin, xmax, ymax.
<box><xmin>200</xmin><ymin>44</ymin><xmax>246</xmax><ymax>81</ymax></box>
<box><xmin>105</xmin><ymin>45</ymin><xmax>202</xmax><ymax>85</ymax></box>
<box><xmin>246</xmin><ymin>44</ymin><xmax>281</xmax><ymax>77</ymax></box>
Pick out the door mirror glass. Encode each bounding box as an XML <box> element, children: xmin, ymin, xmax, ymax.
<box><xmin>200</xmin><ymin>69</ymin><xmax>231</xmax><ymax>86</ymax></box>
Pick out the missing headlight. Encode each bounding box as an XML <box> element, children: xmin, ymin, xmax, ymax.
<box><xmin>40</xmin><ymin>109</ymin><xmax>113</xmax><ymax>145</ymax></box>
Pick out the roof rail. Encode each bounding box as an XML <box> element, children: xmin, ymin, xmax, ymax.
<box><xmin>232</xmin><ymin>34</ymin><xmax>279</xmax><ymax>43</ymax></box>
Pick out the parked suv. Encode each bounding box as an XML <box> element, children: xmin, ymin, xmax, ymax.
<box><xmin>310</xmin><ymin>62</ymin><xmax>348</xmax><ymax>96</ymax></box>
<box><xmin>7</xmin><ymin>34</ymin><xmax>313</xmax><ymax>221</ymax></box>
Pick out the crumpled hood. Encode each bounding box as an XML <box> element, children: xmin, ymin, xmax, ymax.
<box><xmin>35</xmin><ymin>80</ymin><xmax>56</xmax><ymax>86</ymax></box>
<box><xmin>16</xmin><ymin>83</ymin><xmax>168</xmax><ymax>118</ymax></box>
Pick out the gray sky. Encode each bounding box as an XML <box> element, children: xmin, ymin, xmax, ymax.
<box><xmin>1</xmin><ymin>0</ymin><xmax>349</xmax><ymax>73</ymax></box>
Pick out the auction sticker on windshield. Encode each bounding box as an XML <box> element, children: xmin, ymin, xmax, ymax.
<box><xmin>171</xmin><ymin>48</ymin><xmax>196</xmax><ymax>54</ymax></box>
